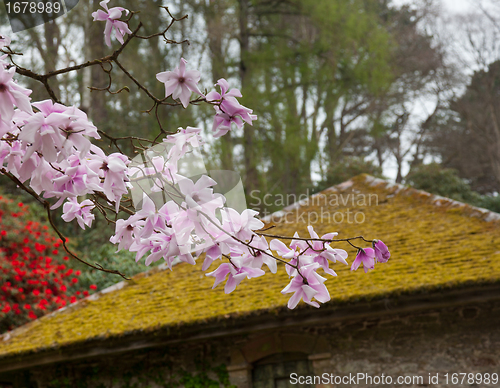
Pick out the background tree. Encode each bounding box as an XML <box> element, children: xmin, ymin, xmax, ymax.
<box><xmin>427</xmin><ymin>61</ymin><xmax>500</xmax><ymax>194</ymax></box>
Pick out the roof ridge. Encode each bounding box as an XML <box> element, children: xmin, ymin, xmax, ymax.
<box><xmin>362</xmin><ymin>174</ymin><xmax>500</xmax><ymax>223</ymax></box>
<box><xmin>260</xmin><ymin>174</ymin><xmax>500</xmax><ymax>223</ymax></box>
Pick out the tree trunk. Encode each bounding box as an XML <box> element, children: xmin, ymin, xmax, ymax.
<box><xmin>488</xmin><ymin>103</ymin><xmax>500</xmax><ymax>190</ymax></box>
<box><xmin>239</xmin><ymin>0</ymin><xmax>259</xmax><ymax>195</ymax></box>
<box><xmin>88</xmin><ymin>0</ymin><xmax>109</xmax><ymax>127</ymax></box>
<box><xmin>207</xmin><ymin>0</ymin><xmax>234</xmax><ymax>171</ymax></box>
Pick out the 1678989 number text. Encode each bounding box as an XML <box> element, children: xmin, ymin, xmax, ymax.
<box><xmin>5</xmin><ymin>1</ymin><xmax>61</xmax><ymax>14</ymax></box>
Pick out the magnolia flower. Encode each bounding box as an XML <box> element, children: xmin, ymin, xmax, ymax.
<box><xmin>351</xmin><ymin>248</ymin><xmax>376</xmax><ymax>273</ymax></box>
<box><xmin>19</xmin><ymin>103</ymin><xmax>99</xmax><ymax>164</ymax></box>
<box><xmin>206</xmin><ymin>78</ymin><xmax>257</xmax><ymax>137</ymax></box>
<box><xmin>221</xmin><ymin>208</ymin><xmax>264</xmax><ymax>242</ymax></box>
<box><xmin>62</xmin><ymin>198</ymin><xmax>95</xmax><ymax>229</ymax></box>
<box><xmin>205</xmin><ymin>78</ymin><xmax>242</xmax><ymax>108</ymax></box>
<box><xmin>0</xmin><ymin>66</ymin><xmax>32</xmax><ymax>123</ymax></box>
<box><xmin>202</xmin><ymin>244</ymin><xmax>224</xmax><ymax>271</ymax></box>
<box><xmin>249</xmin><ymin>236</ymin><xmax>277</xmax><ymax>274</ymax></box>
<box><xmin>92</xmin><ymin>0</ymin><xmax>132</xmax><ymax>47</ymax></box>
<box><xmin>133</xmin><ymin>194</ymin><xmax>164</xmax><ymax>239</ymax></box>
<box><xmin>156</xmin><ymin>58</ymin><xmax>204</xmax><ymax>108</ymax></box>
<box><xmin>206</xmin><ymin>259</ymin><xmax>265</xmax><ymax>294</ymax></box>
<box><xmin>178</xmin><ymin>175</ymin><xmax>220</xmax><ymax>210</ymax></box>
<box><xmin>87</xmin><ymin>148</ymin><xmax>130</xmax><ymax>211</ymax></box>
<box><xmin>164</xmin><ymin>126</ymin><xmax>203</xmax><ymax>161</ymax></box>
<box><xmin>270</xmin><ymin>239</ymin><xmax>299</xmax><ymax>260</ymax></box>
<box><xmin>373</xmin><ymin>240</ymin><xmax>390</xmax><ymax>263</ymax></box>
<box><xmin>46</xmin><ymin>154</ymin><xmax>100</xmax><ymax>207</ymax></box>
<box><xmin>281</xmin><ymin>263</ymin><xmax>330</xmax><ymax>309</ymax></box>
<box><xmin>110</xmin><ymin>218</ymin><xmax>142</xmax><ymax>251</ymax></box>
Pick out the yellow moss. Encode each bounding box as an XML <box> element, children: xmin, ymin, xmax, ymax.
<box><xmin>0</xmin><ymin>174</ymin><xmax>499</xmax><ymax>358</ymax></box>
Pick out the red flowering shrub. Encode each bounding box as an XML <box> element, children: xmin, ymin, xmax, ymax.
<box><xmin>0</xmin><ymin>195</ymin><xmax>96</xmax><ymax>332</ymax></box>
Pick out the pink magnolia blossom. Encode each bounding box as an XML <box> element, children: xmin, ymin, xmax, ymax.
<box><xmin>205</xmin><ymin>78</ymin><xmax>242</xmax><ymax>108</ymax></box>
<box><xmin>351</xmin><ymin>248</ymin><xmax>376</xmax><ymax>273</ymax></box>
<box><xmin>45</xmin><ymin>154</ymin><xmax>100</xmax><ymax>208</ymax></box>
<box><xmin>373</xmin><ymin>240</ymin><xmax>390</xmax><ymax>263</ymax></box>
<box><xmin>248</xmin><ymin>236</ymin><xmax>277</xmax><ymax>274</ymax></box>
<box><xmin>0</xmin><ymin>140</ymin><xmax>24</xmax><ymax>177</ymax></box>
<box><xmin>178</xmin><ymin>175</ymin><xmax>223</xmax><ymax>212</ymax></box>
<box><xmin>30</xmin><ymin>101</ymin><xmax>100</xmax><ymax>161</ymax></box>
<box><xmin>202</xmin><ymin>244</ymin><xmax>224</xmax><ymax>271</ymax></box>
<box><xmin>270</xmin><ymin>239</ymin><xmax>300</xmax><ymax>260</ymax></box>
<box><xmin>92</xmin><ymin>0</ymin><xmax>132</xmax><ymax>47</ymax></box>
<box><xmin>0</xmin><ymin>66</ymin><xmax>31</xmax><ymax>124</ymax></box>
<box><xmin>299</xmin><ymin>226</ymin><xmax>348</xmax><ymax>275</ymax></box>
<box><xmin>206</xmin><ymin>78</ymin><xmax>257</xmax><ymax>138</ymax></box>
<box><xmin>110</xmin><ymin>218</ymin><xmax>142</xmax><ymax>251</ymax></box>
<box><xmin>270</xmin><ymin>237</ymin><xmax>312</xmax><ymax>277</ymax></box>
<box><xmin>18</xmin><ymin>111</ymin><xmax>68</xmax><ymax>162</ymax></box>
<box><xmin>206</xmin><ymin>258</ymin><xmax>265</xmax><ymax>294</ymax></box>
<box><xmin>156</xmin><ymin>59</ymin><xmax>204</xmax><ymax>108</ymax></box>
<box><xmin>62</xmin><ymin>198</ymin><xmax>95</xmax><ymax>229</ymax></box>
<box><xmin>132</xmin><ymin>194</ymin><xmax>166</xmax><ymax>239</ymax></box>
<box><xmin>221</xmin><ymin>208</ymin><xmax>264</xmax><ymax>242</ymax></box>
<box><xmin>281</xmin><ymin>263</ymin><xmax>330</xmax><ymax>309</ymax></box>
<box><xmin>87</xmin><ymin>147</ymin><xmax>130</xmax><ymax>211</ymax></box>
<box><xmin>139</xmin><ymin>232</ymin><xmax>174</xmax><ymax>267</ymax></box>
<box><xmin>19</xmin><ymin>103</ymin><xmax>98</xmax><ymax>164</ymax></box>
<box><xmin>164</xmin><ymin>126</ymin><xmax>203</xmax><ymax>161</ymax></box>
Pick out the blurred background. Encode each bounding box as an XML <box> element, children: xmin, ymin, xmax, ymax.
<box><xmin>1</xmin><ymin>0</ymin><xmax>500</xmax><ymax>309</ymax></box>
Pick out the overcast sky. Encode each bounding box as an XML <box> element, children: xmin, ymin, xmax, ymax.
<box><xmin>392</xmin><ymin>0</ymin><xmax>474</xmax><ymax>14</ymax></box>
<box><xmin>441</xmin><ymin>0</ymin><xmax>474</xmax><ymax>12</ymax></box>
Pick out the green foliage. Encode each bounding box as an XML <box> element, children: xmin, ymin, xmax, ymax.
<box><xmin>179</xmin><ymin>370</ymin><xmax>220</xmax><ymax>388</ymax></box>
<box><xmin>43</xmin><ymin>363</ymin><xmax>234</xmax><ymax>388</ymax></box>
<box><xmin>208</xmin><ymin>0</ymin><xmax>398</xmax><ymax>211</ymax></box>
<box><xmin>75</xmin><ymin>244</ymin><xmax>160</xmax><ymax>291</ymax></box>
<box><xmin>405</xmin><ymin>163</ymin><xmax>500</xmax><ymax>213</ymax></box>
<box><xmin>405</xmin><ymin>163</ymin><xmax>481</xmax><ymax>203</ymax></box>
<box><xmin>475</xmin><ymin>195</ymin><xmax>500</xmax><ymax>213</ymax></box>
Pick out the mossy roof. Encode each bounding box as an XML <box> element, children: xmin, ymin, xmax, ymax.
<box><xmin>1</xmin><ymin>174</ymin><xmax>500</xmax><ymax>359</ymax></box>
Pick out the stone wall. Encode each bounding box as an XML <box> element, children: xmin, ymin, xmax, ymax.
<box><xmin>2</xmin><ymin>299</ymin><xmax>499</xmax><ymax>388</ymax></box>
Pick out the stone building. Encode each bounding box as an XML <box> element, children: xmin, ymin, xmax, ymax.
<box><xmin>0</xmin><ymin>175</ymin><xmax>499</xmax><ymax>387</ymax></box>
